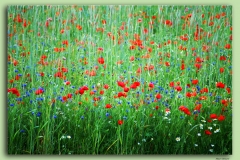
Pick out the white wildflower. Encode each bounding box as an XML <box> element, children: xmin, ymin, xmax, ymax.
<box><xmin>176</xmin><ymin>137</ymin><xmax>180</xmax><ymax>142</ymax></box>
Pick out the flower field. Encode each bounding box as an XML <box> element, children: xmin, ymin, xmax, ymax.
<box><xmin>7</xmin><ymin>5</ymin><xmax>232</xmax><ymax>154</ymax></box>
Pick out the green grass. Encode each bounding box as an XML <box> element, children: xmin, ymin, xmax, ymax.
<box><xmin>7</xmin><ymin>5</ymin><xmax>232</xmax><ymax>154</ymax></box>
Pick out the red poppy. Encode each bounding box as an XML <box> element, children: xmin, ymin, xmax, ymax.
<box><xmin>102</xmin><ymin>19</ymin><xmax>106</xmax><ymax>25</ymax></box>
<box><xmin>62</xmin><ymin>40</ymin><xmax>69</xmax><ymax>46</ymax></box>
<box><xmin>118</xmin><ymin>92</ymin><xmax>127</xmax><ymax>98</ymax></box>
<box><xmin>224</xmin><ymin>44</ymin><xmax>231</xmax><ymax>49</ymax></box>
<box><xmin>221</xmin><ymin>99</ymin><xmax>228</xmax><ymax>105</ymax></box>
<box><xmin>98</xmin><ymin>57</ymin><xmax>105</xmax><ymax>64</ymax></box>
<box><xmin>205</xmin><ymin>130</ymin><xmax>212</xmax><ymax>135</ymax></box>
<box><xmin>175</xmin><ymin>86</ymin><xmax>182</xmax><ymax>92</ymax></box>
<box><xmin>67</xmin><ymin>93</ymin><xmax>72</xmax><ymax>99</ymax></box>
<box><xmin>219</xmin><ymin>67</ymin><xmax>224</xmax><ymax>73</ymax></box>
<box><xmin>165</xmin><ymin>20</ymin><xmax>172</xmax><ymax>26</ymax></box>
<box><xmin>65</xmin><ymin>81</ymin><xmax>70</xmax><ymax>85</ymax></box>
<box><xmin>194</xmin><ymin>104</ymin><xmax>202</xmax><ymax>111</ymax></box>
<box><xmin>216</xmin><ymin>82</ymin><xmax>225</xmax><ymax>88</ymax></box>
<box><xmin>155</xmin><ymin>93</ymin><xmax>162</xmax><ymax>99</ymax></box>
<box><xmin>123</xmin><ymin>87</ymin><xmax>129</xmax><ymax>92</ymax></box>
<box><xmin>54</xmin><ymin>72</ymin><xmax>63</xmax><ymax>78</ymax></box>
<box><xmin>218</xmin><ymin>115</ymin><xmax>225</xmax><ymax>121</ymax></box>
<box><xmin>130</xmin><ymin>56</ymin><xmax>135</xmax><ymax>61</ymax></box>
<box><xmin>192</xmin><ymin>79</ymin><xmax>198</xmax><ymax>85</ymax></box>
<box><xmin>155</xmin><ymin>106</ymin><xmax>159</xmax><ymax>110</ymax></box>
<box><xmin>8</xmin><ymin>88</ymin><xmax>20</xmax><ymax>97</ymax></box>
<box><xmin>169</xmin><ymin>82</ymin><xmax>174</xmax><ymax>88</ymax></box>
<box><xmin>195</xmin><ymin>63</ymin><xmax>202</xmax><ymax>69</ymax></box>
<box><xmin>149</xmin><ymin>82</ymin><xmax>154</xmax><ymax>89</ymax></box>
<box><xmin>186</xmin><ymin>92</ymin><xmax>192</xmax><ymax>98</ymax></box>
<box><xmin>165</xmin><ymin>62</ymin><xmax>170</xmax><ymax>67</ymax></box>
<box><xmin>79</xmin><ymin>89</ymin><xmax>85</xmax><ymax>95</ymax></box>
<box><xmin>100</xmin><ymin>90</ymin><xmax>104</xmax><ymax>95</ymax></box>
<box><xmin>226</xmin><ymin>87</ymin><xmax>231</xmax><ymax>94</ymax></box>
<box><xmin>199</xmin><ymin>96</ymin><xmax>207</xmax><ymax>100</ymax></box>
<box><xmin>13</xmin><ymin>60</ymin><xmax>19</xmax><ymax>66</ymax></box>
<box><xmin>62</xmin><ymin>96</ymin><xmax>68</xmax><ymax>102</ymax></box>
<box><xmin>130</xmin><ymin>83</ymin><xmax>137</xmax><ymax>89</ymax></box>
<box><xmin>210</xmin><ymin>114</ymin><xmax>218</xmax><ymax>119</ymax></box>
<box><xmin>181</xmin><ymin>63</ymin><xmax>185</xmax><ymax>70</ymax></box>
<box><xmin>133</xmin><ymin>81</ymin><xmax>140</xmax><ymax>87</ymax></box>
<box><xmin>105</xmin><ymin>104</ymin><xmax>112</xmax><ymax>109</ymax></box>
<box><xmin>179</xmin><ymin>106</ymin><xmax>191</xmax><ymax>115</ymax></box>
<box><xmin>15</xmin><ymin>75</ymin><xmax>20</xmax><ymax>80</ymax></box>
<box><xmin>35</xmin><ymin>89</ymin><xmax>44</xmax><ymax>95</ymax></box>
<box><xmin>40</xmin><ymin>72</ymin><xmax>44</xmax><ymax>77</ymax></box>
<box><xmin>219</xmin><ymin>56</ymin><xmax>226</xmax><ymax>61</ymax></box>
<box><xmin>104</xmin><ymin>84</ymin><xmax>109</xmax><ymax>89</ymax></box>
<box><xmin>117</xmin><ymin>81</ymin><xmax>125</xmax><ymax>88</ymax></box>
<box><xmin>118</xmin><ymin>120</ymin><xmax>124</xmax><ymax>125</ymax></box>
<box><xmin>200</xmin><ymin>88</ymin><xmax>208</xmax><ymax>93</ymax></box>
<box><xmin>81</xmin><ymin>86</ymin><xmax>89</xmax><ymax>91</ymax></box>
<box><xmin>195</xmin><ymin>57</ymin><xmax>204</xmax><ymax>63</ymax></box>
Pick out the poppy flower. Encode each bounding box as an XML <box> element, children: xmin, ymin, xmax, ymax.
<box><xmin>155</xmin><ymin>106</ymin><xmax>159</xmax><ymax>110</ymax></box>
<box><xmin>192</xmin><ymin>79</ymin><xmax>198</xmax><ymax>85</ymax></box>
<box><xmin>130</xmin><ymin>56</ymin><xmax>135</xmax><ymax>61</ymax></box>
<box><xmin>155</xmin><ymin>93</ymin><xmax>162</xmax><ymax>99</ymax></box>
<box><xmin>169</xmin><ymin>82</ymin><xmax>174</xmax><ymax>88</ymax></box>
<box><xmin>123</xmin><ymin>87</ymin><xmax>129</xmax><ymax>92</ymax></box>
<box><xmin>165</xmin><ymin>62</ymin><xmax>170</xmax><ymax>67</ymax></box>
<box><xmin>195</xmin><ymin>63</ymin><xmax>202</xmax><ymax>70</ymax></box>
<box><xmin>216</xmin><ymin>82</ymin><xmax>225</xmax><ymax>88</ymax></box>
<box><xmin>210</xmin><ymin>114</ymin><xmax>218</xmax><ymax>119</ymax></box>
<box><xmin>195</xmin><ymin>57</ymin><xmax>204</xmax><ymax>63</ymax></box>
<box><xmin>165</xmin><ymin>20</ymin><xmax>172</xmax><ymax>26</ymax></box>
<box><xmin>133</xmin><ymin>81</ymin><xmax>140</xmax><ymax>87</ymax></box>
<box><xmin>79</xmin><ymin>89</ymin><xmax>85</xmax><ymax>95</ymax></box>
<box><xmin>118</xmin><ymin>120</ymin><xmax>124</xmax><ymax>125</ymax></box>
<box><xmin>62</xmin><ymin>96</ymin><xmax>68</xmax><ymax>102</ymax></box>
<box><xmin>200</xmin><ymin>88</ymin><xmax>208</xmax><ymax>93</ymax></box>
<box><xmin>104</xmin><ymin>84</ymin><xmax>109</xmax><ymax>89</ymax></box>
<box><xmin>13</xmin><ymin>60</ymin><xmax>19</xmax><ymax>66</ymax></box>
<box><xmin>35</xmin><ymin>88</ymin><xmax>44</xmax><ymax>95</ymax></box>
<box><xmin>179</xmin><ymin>106</ymin><xmax>191</xmax><ymax>115</ymax></box>
<box><xmin>97</xmin><ymin>90</ymin><xmax>103</xmax><ymax>95</ymax></box>
<box><xmin>181</xmin><ymin>63</ymin><xmax>185</xmax><ymax>70</ymax></box>
<box><xmin>54</xmin><ymin>72</ymin><xmax>63</xmax><ymax>78</ymax></box>
<box><xmin>218</xmin><ymin>115</ymin><xmax>225</xmax><ymax>121</ymax></box>
<box><xmin>64</xmin><ymin>81</ymin><xmax>70</xmax><ymax>85</ymax></box>
<box><xmin>205</xmin><ymin>130</ymin><xmax>212</xmax><ymax>135</ymax></box>
<box><xmin>224</xmin><ymin>44</ymin><xmax>231</xmax><ymax>49</ymax></box>
<box><xmin>67</xmin><ymin>93</ymin><xmax>72</xmax><ymax>99</ymax></box>
<box><xmin>117</xmin><ymin>81</ymin><xmax>125</xmax><ymax>88</ymax></box>
<box><xmin>221</xmin><ymin>99</ymin><xmax>228</xmax><ymax>105</ymax></box>
<box><xmin>175</xmin><ymin>86</ymin><xmax>182</xmax><ymax>92</ymax></box>
<box><xmin>62</xmin><ymin>40</ymin><xmax>69</xmax><ymax>46</ymax></box>
<box><xmin>130</xmin><ymin>83</ymin><xmax>137</xmax><ymax>89</ymax></box>
<box><xmin>219</xmin><ymin>56</ymin><xmax>226</xmax><ymax>61</ymax></box>
<box><xmin>105</xmin><ymin>104</ymin><xmax>112</xmax><ymax>109</ymax></box>
<box><xmin>102</xmin><ymin>19</ymin><xmax>106</xmax><ymax>25</ymax></box>
<box><xmin>226</xmin><ymin>87</ymin><xmax>231</xmax><ymax>94</ymax></box>
<box><xmin>15</xmin><ymin>75</ymin><xmax>20</xmax><ymax>80</ymax></box>
<box><xmin>186</xmin><ymin>92</ymin><xmax>192</xmax><ymax>98</ymax></box>
<box><xmin>8</xmin><ymin>88</ymin><xmax>20</xmax><ymax>97</ymax></box>
<box><xmin>199</xmin><ymin>96</ymin><xmax>207</xmax><ymax>100</ymax></box>
<box><xmin>194</xmin><ymin>104</ymin><xmax>202</xmax><ymax>111</ymax></box>
<box><xmin>98</xmin><ymin>57</ymin><xmax>105</xmax><ymax>64</ymax></box>
<box><xmin>81</xmin><ymin>86</ymin><xmax>89</xmax><ymax>91</ymax></box>
<box><xmin>118</xmin><ymin>92</ymin><xmax>127</xmax><ymax>98</ymax></box>
<box><xmin>149</xmin><ymin>82</ymin><xmax>154</xmax><ymax>89</ymax></box>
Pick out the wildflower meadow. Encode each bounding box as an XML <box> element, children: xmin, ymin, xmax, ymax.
<box><xmin>7</xmin><ymin>5</ymin><xmax>232</xmax><ymax>154</ymax></box>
